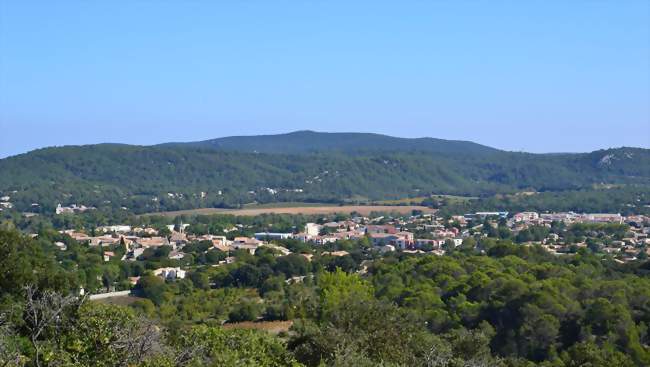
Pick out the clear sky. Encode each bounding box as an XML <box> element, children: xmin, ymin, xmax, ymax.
<box><xmin>1</xmin><ymin>1</ymin><xmax>648</xmax><ymax>158</ymax></box>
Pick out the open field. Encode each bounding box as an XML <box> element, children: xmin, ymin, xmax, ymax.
<box><xmin>374</xmin><ymin>194</ymin><xmax>478</xmax><ymax>205</ymax></box>
<box><xmin>147</xmin><ymin>204</ymin><xmax>436</xmax><ymax>217</ymax></box>
<box><xmin>430</xmin><ymin>194</ymin><xmax>478</xmax><ymax>204</ymax></box>
<box><xmin>373</xmin><ymin>196</ymin><xmax>427</xmax><ymax>205</ymax></box>
<box><xmin>93</xmin><ymin>295</ymin><xmax>144</xmax><ymax>306</ymax></box>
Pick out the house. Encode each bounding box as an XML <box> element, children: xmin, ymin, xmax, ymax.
<box><xmin>166</xmin><ymin>224</ymin><xmax>190</xmax><ymax>233</ymax></box>
<box><xmin>153</xmin><ymin>267</ymin><xmax>186</xmax><ymax>280</ymax></box>
<box><xmin>451</xmin><ymin>238</ymin><xmax>463</xmax><ymax>247</ymax></box>
<box><xmin>98</xmin><ymin>225</ymin><xmax>132</xmax><ymax>233</ymax></box>
<box><xmin>305</xmin><ymin>223</ymin><xmax>321</xmax><ymax>237</ymax></box>
<box><xmin>103</xmin><ymin>251</ymin><xmax>115</xmax><ymax>262</ymax></box>
<box><xmin>55</xmin><ymin>203</ymin><xmax>95</xmax><ymax>215</ymax></box>
<box><xmin>133</xmin><ymin>227</ymin><xmax>158</xmax><ymax>236</ymax></box>
<box><xmin>369</xmin><ymin>233</ymin><xmax>393</xmax><ymax>246</ymax></box>
<box><xmin>137</xmin><ymin>237</ymin><xmax>170</xmax><ymax>248</ymax></box>
<box><xmin>415</xmin><ymin>239</ymin><xmax>444</xmax><ymax>250</ymax></box>
<box><xmin>465</xmin><ymin>212</ymin><xmax>508</xmax><ymax>221</ymax></box>
<box><xmin>313</xmin><ymin>236</ymin><xmax>339</xmax><ymax>245</ymax></box>
<box><xmin>232</xmin><ymin>237</ymin><xmax>263</xmax><ymax>254</ymax></box>
<box><xmin>294</xmin><ymin>233</ymin><xmax>310</xmax><ymax>242</ymax></box>
<box><xmin>260</xmin><ymin>243</ymin><xmax>292</xmax><ymax>256</ymax></box>
<box><xmin>254</xmin><ymin>232</ymin><xmax>292</xmax><ymax>241</ymax></box>
<box><xmin>394</xmin><ymin>231</ymin><xmax>415</xmax><ymax>249</ymax></box>
<box><xmin>170</xmin><ymin>231</ymin><xmax>188</xmax><ymax>247</ymax></box>
<box><xmin>369</xmin><ymin>231</ymin><xmax>415</xmax><ymax>250</ymax></box>
<box><xmin>580</xmin><ymin>213</ymin><xmax>623</xmax><ymax>224</ymax></box>
<box><xmin>168</xmin><ymin>250</ymin><xmax>185</xmax><ymax>260</ymax></box>
<box><xmin>365</xmin><ymin>225</ymin><xmax>398</xmax><ymax>235</ymax></box>
<box><xmin>513</xmin><ymin>212</ymin><xmax>539</xmax><ymax>222</ymax></box>
<box><xmin>540</xmin><ymin>212</ymin><xmax>577</xmax><ymax>223</ymax></box>
<box><xmin>90</xmin><ymin>235</ymin><xmax>120</xmax><ymax>247</ymax></box>
<box><xmin>322</xmin><ymin>250</ymin><xmax>350</xmax><ymax>257</ymax></box>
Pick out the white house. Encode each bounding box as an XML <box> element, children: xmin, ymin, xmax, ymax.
<box><xmin>305</xmin><ymin>223</ymin><xmax>321</xmax><ymax>237</ymax></box>
<box><xmin>154</xmin><ymin>267</ymin><xmax>186</xmax><ymax>280</ymax></box>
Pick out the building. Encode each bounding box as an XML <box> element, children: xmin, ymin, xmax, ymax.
<box><xmin>305</xmin><ymin>223</ymin><xmax>321</xmax><ymax>237</ymax></box>
<box><xmin>254</xmin><ymin>232</ymin><xmax>293</xmax><ymax>241</ymax></box>
<box><xmin>232</xmin><ymin>237</ymin><xmax>263</xmax><ymax>254</ymax></box>
<box><xmin>98</xmin><ymin>225</ymin><xmax>132</xmax><ymax>233</ymax></box>
<box><xmin>580</xmin><ymin>213</ymin><xmax>623</xmax><ymax>224</ymax></box>
<box><xmin>513</xmin><ymin>212</ymin><xmax>539</xmax><ymax>222</ymax></box>
<box><xmin>136</xmin><ymin>237</ymin><xmax>170</xmax><ymax>248</ymax></box>
<box><xmin>365</xmin><ymin>225</ymin><xmax>398</xmax><ymax>234</ymax></box>
<box><xmin>153</xmin><ymin>267</ymin><xmax>186</xmax><ymax>280</ymax></box>
<box><xmin>369</xmin><ymin>231</ymin><xmax>415</xmax><ymax>250</ymax></box>
<box><xmin>465</xmin><ymin>211</ymin><xmax>509</xmax><ymax>221</ymax></box>
<box><xmin>55</xmin><ymin>203</ymin><xmax>95</xmax><ymax>215</ymax></box>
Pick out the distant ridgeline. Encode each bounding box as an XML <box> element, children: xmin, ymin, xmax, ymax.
<box><xmin>1</xmin><ymin>131</ymin><xmax>649</xmax><ymax>215</ymax></box>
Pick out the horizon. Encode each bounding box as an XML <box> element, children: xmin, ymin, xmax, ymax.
<box><xmin>1</xmin><ymin>1</ymin><xmax>649</xmax><ymax>158</ymax></box>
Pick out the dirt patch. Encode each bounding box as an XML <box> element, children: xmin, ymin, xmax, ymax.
<box><xmin>222</xmin><ymin>320</ymin><xmax>294</xmax><ymax>334</ymax></box>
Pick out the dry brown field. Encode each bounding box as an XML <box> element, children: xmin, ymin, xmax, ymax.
<box><xmin>150</xmin><ymin>205</ymin><xmax>435</xmax><ymax>217</ymax></box>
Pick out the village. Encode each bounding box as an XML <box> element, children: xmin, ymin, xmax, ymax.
<box><xmin>49</xmin><ymin>208</ymin><xmax>650</xmax><ymax>292</ymax></box>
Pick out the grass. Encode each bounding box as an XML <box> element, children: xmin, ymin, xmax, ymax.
<box><xmin>374</xmin><ymin>194</ymin><xmax>477</xmax><ymax>206</ymax></box>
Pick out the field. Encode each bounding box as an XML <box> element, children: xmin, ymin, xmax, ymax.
<box><xmin>373</xmin><ymin>194</ymin><xmax>477</xmax><ymax>206</ymax></box>
<box><xmin>372</xmin><ymin>196</ymin><xmax>428</xmax><ymax>205</ymax></box>
<box><xmin>93</xmin><ymin>295</ymin><xmax>144</xmax><ymax>306</ymax></box>
<box><xmin>148</xmin><ymin>204</ymin><xmax>436</xmax><ymax>217</ymax></box>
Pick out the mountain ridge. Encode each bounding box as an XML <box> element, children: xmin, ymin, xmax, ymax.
<box><xmin>0</xmin><ymin>132</ymin><xmax>648</xmax><ymax>215</ymax></box>
<box><xmin>159</xmin><ymin>130</ymin><xmax>503</xmax><ymax>155</ymax></box>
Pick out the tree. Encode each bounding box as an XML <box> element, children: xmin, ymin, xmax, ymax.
<box><xmin>169</xmin><ymin>326</ymin><xmax>302</xmax><ymax>366</ymax></box>
<box><xmin>62</xmin><ymin>302</ymin><xmax>162</xmax><ymax>366</ymax></box>
<box><xmin>0</xmin><ymin>314</ymin><xmax>22</xmax><ymax>367</ymax></box>
<box><xmin>275</xmin><ymin>254</ymin><xmax>310</xmax><ymax>278</ymax></box>
<box><xmin>23</xmin><ymin>285</ymin><xmax>81</xmax><ymax>367</ymax></box>
<box><xmin>137</xmin><ymin>275</ymin><xmax>166</xmax><ymax>305</ymax></box>
<box><xmin>189</xmin><ymin>271</ymin><xmax>211</xmax><ymax>290</ymax></box>
<box><xmin>228</xmin><ymin>301</ymin><xmax>262</xmax><ymax>322</ymax></box>
<box><xmin>561</xmin><ymin>341</ymin><xmax>635</xmax><ymax>367</ymax></box>
<box><xmin>317</xmin><ymin>269</ymin><xmax>373</xmax><ymax>320</ymax></box>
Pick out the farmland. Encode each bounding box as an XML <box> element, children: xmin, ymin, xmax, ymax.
<box><xmin>148</xmin><ymin>204</ymin><xmax>436</xmax><ymax>217</ymax></box>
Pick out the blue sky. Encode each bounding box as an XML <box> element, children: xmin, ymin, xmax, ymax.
<box><xmin>1</xmin><ymin>1</ymin><xmax>648</xmax><ymax>158</ymax></box>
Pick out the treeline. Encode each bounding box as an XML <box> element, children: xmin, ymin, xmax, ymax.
<box><xmin>434</xmin><ymin>185</ymin><xmax>650</xmax><ymax>216</ymax></box>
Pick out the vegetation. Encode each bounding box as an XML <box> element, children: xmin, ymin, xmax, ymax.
<box><xmin>1</xmin><ymin>226</ymin><xmax>649</xmax><ymax>366</ymax></box>
<box><xmin>1</xmin><ymin>133</ymin><xmax>649</xmax><ymax>215</ymax></box>
<box><xmin>435</xmin><ymin>185</ymin><xmax>650</xmax><ymax>216</ymax></box>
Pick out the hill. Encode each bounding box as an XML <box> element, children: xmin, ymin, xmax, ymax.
<box><xmin>0</xmin><ymin>132</ymin><xmax>649</xmax><ymax>215</ymax></box>
<box><xmin>161</xmin><ymin>130</ymin><xmax>500</xmax><ymax>155</ymax></box>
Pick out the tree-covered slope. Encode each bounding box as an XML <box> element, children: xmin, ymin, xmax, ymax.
<box><xmin>0</xmin><ymin>136</ymin><xmax>649</xmax><ymax>214</ymax></box>
<box><xmin>161</xmin><ymin>130</ymin><xmax>500</xmax><ymax>155</ymax></box>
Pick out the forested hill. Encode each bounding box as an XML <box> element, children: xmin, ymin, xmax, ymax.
<box><xmin>160</xmin><ymin>130</ymin><xmax>500</xmax><ymax>155</ymax></box>
<box><xmin>0</xmin><ymin>132</ymin><xmax>649</xmax><ymax>215</ymax></box>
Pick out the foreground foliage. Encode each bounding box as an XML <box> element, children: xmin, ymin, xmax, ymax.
<box><xmin>1</xmin><ymin>228</ymin><xmax>649</xmax><ymax>366</ymax></box>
